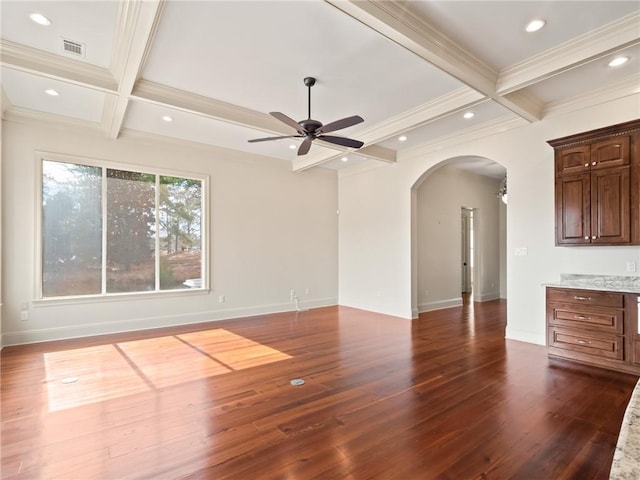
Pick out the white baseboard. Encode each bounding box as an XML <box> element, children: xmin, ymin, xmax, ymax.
<box><xmin>1</xmin><ymin>297</ymin><xmax>338</xmax><ymax>346</ymax></box>
<box><xmin>418</xmin><ymin>297</ymin><xmax>462</xmax><ymax>313</ymax></box>
<box><xmin>475</xmin><ymin>291</ymin><xmax>501</xmax><ymax>302</ymax></box>
<box><xmin>505</xmin><ymin>326</ymin><xmax>546</xmax><ymax>346</ymax></box>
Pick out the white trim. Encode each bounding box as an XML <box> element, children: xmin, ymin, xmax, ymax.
<box><xmin>418</xmin><ymin>297</ymin><xmax>463</xmax><ymax>313</ymax></box>
<box><xmin>401</xmin><ymin>115</ymin><xmax>528</xmax><ymax>162</ymax></box>
<box><xmin>0</xmin><ymin>39</ymin><xmax>117</xmax><ymax>93</ymax></box>
<box><xmin>1</xmin><ymin>297</ymin><xmax>338</xmax><ymax>346</ymax></box>
<box><xmin>35</xmin><ymin>150</ymin><xmax>210</xmax><ymax>300</ymax></box>
<box><xmin>497</xmin><ymin>12</ymin><xmax>640</xmax><ymax>94</ymax></box>
<box><xmin>505</xmin><ymin>327</ymin><xmax>546</xmax><ymax>346</ymax></box>
<box><xmin>475</xmin><ymin>291</ymin><xmax>501</xmax><ymax>302</ymax></box>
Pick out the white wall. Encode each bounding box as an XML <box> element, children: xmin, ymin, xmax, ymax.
<box><xmin>416</xmin><ymin>165</ymin><xmax>501</xmax><ymax>312</ymax></box>
<box><xmin>1</xmin><ymin>119</ymin><xmax>339</xmax><ymax>345</ymax></box>
<box><xmin>339</xmin><ymin>94</ymin><xmax>640</xmax><ymax>344</ymax></box>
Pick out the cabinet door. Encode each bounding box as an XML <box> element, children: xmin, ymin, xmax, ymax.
<box><xmin>556</xmin><ymin>174</ymin><xmax>591</xmax><ymax>244</ymax></box>
<box><xmin>590</xmin><ymin>136</ymin><xmax>630</xmax><ymax>170</ymax></box>
<box><xmin>591</xmin><ymin>166</ymin><xmax>630</xmax><ymax>244</ymax></box>
<box><xmin>557</xmin><ymin>145</ymin><xmax>590</xmax><ymax>176</ymax></box>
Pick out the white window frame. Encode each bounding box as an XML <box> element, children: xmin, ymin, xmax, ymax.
<box><xmin>35</xmin><ymin>151</ymin><xmax>210</xmax><ymax>303</ymax></box>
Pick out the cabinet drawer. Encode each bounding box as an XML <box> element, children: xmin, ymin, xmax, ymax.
<box><xmin>549</xmin><ymin>303</ymin><xmax>623</xmax><ymax>333</ymax></box>
<box><xmin>548</xmin><ymin>327</ymin><xmax>623</xmax><ymax>361</ymax></box>
<box><xmin>546</xmin><ymin>288</ymin><xmax>623</xmax><ymax>308</ymax></box>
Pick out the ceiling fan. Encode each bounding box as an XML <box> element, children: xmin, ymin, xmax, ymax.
<box><xmin>248</xmin><ymin>77</ymin><xmax>364</xmax><ymax>156</ymax></box>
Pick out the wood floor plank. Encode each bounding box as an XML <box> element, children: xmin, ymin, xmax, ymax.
<box><xmin>2</xmin><ymin>300</ymin><xmax>637</xmax><ymax>479</ymax></box>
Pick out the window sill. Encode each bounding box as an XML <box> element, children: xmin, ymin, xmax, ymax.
<box><xmin>32</xmin><ymin>287</ymin><xmax>211</xmax><ymax>308</ymax></box>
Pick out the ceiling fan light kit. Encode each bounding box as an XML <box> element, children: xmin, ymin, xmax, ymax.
<box><xmin>248</xmin><ymin>77</ymin><xmax>364</xmax><ymax>156</ymax></box>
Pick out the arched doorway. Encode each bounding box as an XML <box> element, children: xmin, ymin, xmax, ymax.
<box><xmin>410</xmin><ymin>156</ymin><xmax>507</xmax><ymax>317</ymax></box>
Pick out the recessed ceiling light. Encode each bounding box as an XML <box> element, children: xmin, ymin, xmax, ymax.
<box><xmin>29</xmin><ymin>13</ymin><xmax>51</xmax><ymax>26</ymax></box>
<box><xmin>525</xmin><ymin>19</ymin><xmax>545</xmax><ymax>33</ymax></box>
<box><xmin>45</xmin><ymin>89</ymin><xmax>59</xmax><ymax>96</ymax></box>
<box><xmin>162</xmin><ymin>115</ymin><xmax>173</xmax><ymax>122</ymax></box>
<box><xmin>289</xmin><ymin>144</ymin><xmax>297</xmax><ymax>150</ymax></box>
<box><xmin>463</xmin><ymin>112</ymin><xmax>475</xmax><ymax>119</ymax></box>
<box><xmin>608</xmin><ymin>56</ymin><xmax>629</xmax><ymax>67</ymax></box>
<box><xmin>341</xmin><ymin>157</ymin><xmax>349</xmax><ymax>162</ymax></box>
<box><xmin>398</xmin><ymin>135</ymin><xmax>407</xmax><ymax>142</ymax></box>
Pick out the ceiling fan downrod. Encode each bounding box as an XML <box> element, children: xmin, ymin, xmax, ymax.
<box><xmin>304</xmin><ymin>76</ymin><xmax>315</xmax><ymax>120</ymax></box>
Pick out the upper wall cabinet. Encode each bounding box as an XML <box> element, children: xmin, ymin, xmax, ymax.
<box><xmin>548</xmin><ymin>119</ymin><xmax>640</xmax><ymax>246</ymax></box>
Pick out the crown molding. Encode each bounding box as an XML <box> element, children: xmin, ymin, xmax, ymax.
<box><xmin>497</xmin><ymin>12</ymin><xmax>640</xmax><ymax>94</ymax></box>
<box><xmin>358</xmin><ymin>87</ymin><xmax>486</xmax><ymax>145</ymax></box>
<box><xmin>401</xmin><ymin>115</ymin><xmax>528</xmax><ymax>162</ymax></box>
<box><xmin>1</xmin><ymin>87</ymin><xmax>11</xmax><ymax>119</ymax></box>
<box><xmin>3</xmin><ymin>106</ymin><xmax>104</xmax><ymax>133</ymax></box>
<box><xmin>337</xmin><ymin>158</ymin><xmax>389</xmax><ymax>179</ymax></box>
<box><xmin>543</xmin><ymin>73</ymin><xmax>640</xmax><ymax>117</ymax></box>
<box><xmin>0</xmin><ymin>40</ymin><xmax>117</xmax><ymax>93</ymax></box>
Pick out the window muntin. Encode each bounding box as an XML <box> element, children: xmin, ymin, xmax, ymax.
<box><xmin>41</xmin><ymin>158</ymin><xmax>204</xmax><ymax>298</ymax></box>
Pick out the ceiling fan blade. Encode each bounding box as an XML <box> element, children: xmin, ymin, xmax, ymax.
<box><xmin>270</xmin><ymin>112</ymin><xmax>303</xmax><ymax>133</ymax></box>
<box><xmin>248</xmin><ymin>135</ymin><xmax>301</xmax><ymax>143</ymax></box>
<box><xmin>316</xmin><ymin>115</ymin><xmax>364</xmax><ymax>135</ymax></box>
<box><xmin>298</xmin><ymin>136</ymin><xmax>313</xmax><ymax>156</ymax></box>
<box><xmin>318</xmin><ymin>135</ymin><xmax>364</xmax><ymax>149</ymax></box>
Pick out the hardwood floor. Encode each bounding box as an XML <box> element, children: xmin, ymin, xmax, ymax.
<box><xmin>1</xmin><ymin>300</ymin><xmax>638</xmax><ymax>479</ymax></box>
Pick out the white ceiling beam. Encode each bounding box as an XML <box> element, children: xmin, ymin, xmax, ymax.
<box><xmin>132</xmin><ymin>79</ymin><xmax>293</xmax><ymax>135</ymax></box>
<box><xmin>324</xmin><ymin>0</ymin><xmax>542</xmax><ymax>122</ymax></box>
<box><xmin>0</xmin><ymin>40</ymin><xmax>117</xmax><ymax>92</ymax></box>
<box><xmin>105</xmin><ymin>0</ymin><xmax>164</xmax><ymax>139</ymax></box>
<box><xmin>497</xmin><ymin>12</ymin><xmax>640</xmax><ymax>94</ymax></box>
<box><xmin>134</xmin><ymin>80</ymin><xmax>401</xmax><ymax>165</ymax></box>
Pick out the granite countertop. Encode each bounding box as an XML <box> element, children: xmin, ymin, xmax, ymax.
<box><xmin>544</xmin><ymin>274</ymin><xmax>640</xmax><ymax>294</ymax></box>
<box><xmin>610</xmin><ymin>379</ymin><xmax>640</xmax><ymax>479</ymax></box>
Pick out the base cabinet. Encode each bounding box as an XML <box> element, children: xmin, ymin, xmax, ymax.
<box><xmin>546</xmin><ymin>287</ymin><xmax>639</xmax><ymax>374</ymax></box>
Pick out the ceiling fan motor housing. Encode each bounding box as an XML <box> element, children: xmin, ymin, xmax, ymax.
<box><xmin>300</xmin><ymin>119</ymin><xmax>322</xmax><ymax>135</ymax></box>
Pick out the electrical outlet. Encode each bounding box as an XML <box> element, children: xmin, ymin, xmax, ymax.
<box><xmin>304</xmin><ymin>288</ymin><xmax>310</xmax><ymax>295</ymax></box>
<box><xmin>290</xmin><ymin>289</ymin><xmax>295</xmax><ymax>300</ymax></box>
<box><xmin>626</xmin><ymin>261</ymin><xmax>637</xmax><ymax>273</ymax></box>
<box><xmin>218</xmin><ymin>295</ymin><xmax>225</xmax><ymax>303</ymax></box>
<box><xmin>515</xmin><ymin>247</ymin><xmax>528</xmax><ymax>256</ymax></box>
<box><xmin>21</xmin><ymin>310</ymin><xmax>29</xmax><ymax>321</ymax></box>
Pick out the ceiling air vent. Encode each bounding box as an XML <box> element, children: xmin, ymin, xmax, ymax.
<box><xmin>60</xmin><ymin>38</ymin><xmax>85</xmax><ymax>58</ymax></box>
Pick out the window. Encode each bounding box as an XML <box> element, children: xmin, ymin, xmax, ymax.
<box><xmin>41</xmin><ymin>157</ymin><xmax>206</xmax><ymax>298</ymax></box>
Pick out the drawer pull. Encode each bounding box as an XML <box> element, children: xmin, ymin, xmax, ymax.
<box><xmin>574</xmin><ymin>315</ymin><xmax>588</xmax><ymax>320</ymax></box>
<box><xmin>575</xmin><ymin>339</ymin><xmax>590</xmax><ymax>345</ymax></box>
<box><xmin>574</xmin><ymin>296</ymin><xmax>592</xmax><ymax>301</ymax></box>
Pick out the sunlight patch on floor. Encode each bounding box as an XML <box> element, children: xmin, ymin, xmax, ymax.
<box><xmin>44</xmin><ymin>329</ymin><xmax>292</xmax><ymax>411</ymax></box>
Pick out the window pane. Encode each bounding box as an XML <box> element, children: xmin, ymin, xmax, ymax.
<box><xmin>159</xmin><ymin>176</ymin><xmax>202</xmax><ymax>290</ymax></box>
<box><xmin>42</xmin><ymin>161</ymin><xmax>102</xmax><ymax>297</ymax></box>
<box><xmin>106</xmin><ymin>169</ymin><xmax>156</xmax><ymax>293</ymax></box>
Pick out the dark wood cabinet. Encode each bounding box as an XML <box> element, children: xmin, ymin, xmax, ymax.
<box><xmin>546</xmin><ymin>287</ymin><xmax>639</xmax><ymax>374</ymax></box>
<box><xmin>548</xmin><ymin>119</ymin><xmax>640</xmax><ymax>246</ymax></box>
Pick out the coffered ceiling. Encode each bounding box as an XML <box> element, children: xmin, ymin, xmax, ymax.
<box><xmin>1</xmin><ymin>1</ymin><xmax>638</xmax><ymax>174</ymax></box>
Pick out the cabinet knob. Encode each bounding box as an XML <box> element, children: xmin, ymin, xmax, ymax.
<box><xmin>584</xmin><ymin>236</ymin><xmax>589</xmax><ymax>240</ymax></box>
<box><xmin>592</xmin><ymin>161</ymin><xmax>597</xmax><ymax>166</ymax></box>
<box><xmin>591</xmin><ymin>235</ymin><xmax>596</xmax><ymax>240</ymax></box>
<box><xmin>584</xmin><ymin>163</ymin><xmax>589</xmax><ymax>167</ymax></box>
<box><xmin>574</xmin><ymin>296</ymin><xmax>592</xmax><ymax>301</ymax></box>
